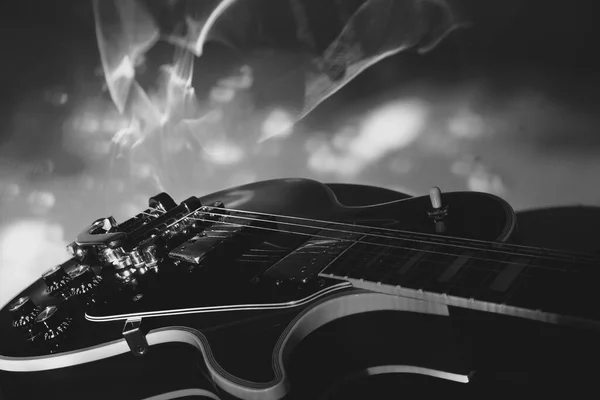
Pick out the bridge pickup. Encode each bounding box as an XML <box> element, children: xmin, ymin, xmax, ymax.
<box><xmin>168</xmin><ymin>213</ymin><xmax>267</xmax><ymax>265</ymax></box>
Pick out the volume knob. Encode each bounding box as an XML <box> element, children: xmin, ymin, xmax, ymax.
<box><xmin>68</xmin><ymin>265</ymin><xmax>102</xmax><ymax>300</ymax></box>
<box><xmin>34</xmin><ymin>305</ymin><xmax>72</xmax><ymax>342</ymax></box>
<box><xmin>42</xmin><ymin>264</ymin><xmax>71</xmax><ymax>299</ymax></box>
<box><xmin>8</xmin><ymin>296</ymin><xmax>39</xmax><ymax>330</ymax></box>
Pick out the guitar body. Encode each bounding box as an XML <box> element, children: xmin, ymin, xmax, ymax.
<box><xmin>0</xmin><ymin>178</ymin><xmax>598</xmax><ymax>399</ymax></box>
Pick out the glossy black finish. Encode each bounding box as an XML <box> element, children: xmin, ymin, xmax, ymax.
<box><xmin>41</xmin><ymin>263</ymin><xmax>72</xmax><ymax>299</ymax></box>
<box><xmin>0</xmin><ymin>179</ymin><xmax>513</xmax><ymax>358</ymax></box>
<box><xmin>0</xmin><ymin>343</ymin><xmax>219</xmax><ymax>400</ymax></box>
<box><xmin>1</xmin><ymin>179</ymin><xmax>597</xmax><ymax>399</ymax></box>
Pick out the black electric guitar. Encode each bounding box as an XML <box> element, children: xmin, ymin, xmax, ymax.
<box><xmin>1</xmin><ymin>178</ymin><xmax>599</xmax><ymax>399</ymax></box>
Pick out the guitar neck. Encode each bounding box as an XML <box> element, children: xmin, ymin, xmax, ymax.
<box><xmin>312</xmin><ymin>227</ymin><xmax>600</xmax><ymax>329</ymax></box>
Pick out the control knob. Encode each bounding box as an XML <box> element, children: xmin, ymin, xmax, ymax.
<box><xmin>42</xmin><ymin>264</ymin><xmax>72</xmax><ymax>299</ymax></box>
<box><xmin>68</xmin><ymin>265</ymin><xmax>103</xmax><ymax>301</ymax></box>
<box><xmin>33</xmin><ymin>305</ymin><xmax>72</xmax><ymax>342</ymax></box>
<box><xmin>8</xmin><ymin>296</ymin><xmax>39</xmax><ymax>331</ymax></box>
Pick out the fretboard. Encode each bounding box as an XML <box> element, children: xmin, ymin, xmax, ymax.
<box><xmin>318</xmin><ymin>228</ymin><xmax>600</xmax><ymax>329</ymax></box>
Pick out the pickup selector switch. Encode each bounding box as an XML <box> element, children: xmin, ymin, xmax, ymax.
<box><xmin>34</xmin><ymin>305</ymin><xmax>72</xmax><ymax>342</ymax></box>
<box><xmin>8</xmin><ymin>296</ymin><xmax>39</xmax><ymax>331</ymax></box>
<box><xmin>42</xmin><ymin>264</ymin><xmax>72</xmax><ymax>299</ymax></box>
<box><xmin>427</xmin><ymin>186</ymin><xmax>450</xmax><ymax>233</ymax></box>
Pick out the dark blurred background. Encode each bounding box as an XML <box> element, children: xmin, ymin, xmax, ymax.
<box><xmin>0</xmin><ymin>0</ymin><xmax>599</xmax><ymax>304</ymax></box>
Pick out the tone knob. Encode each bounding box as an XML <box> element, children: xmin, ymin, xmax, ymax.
<box><xmin>8</xmin><ymin>296</ymin><xmax>39</xmax><ymax>330</ymax></box>
<box><xmin>42</xmin><ymin>264</ymin><xmax>71</xmax><ymax>299</ymax></box>
<box><xmin>34</xmin><ymin>305</ymin><xmax>72</xmax><ymax>342</ymax></box>
<box><xmin>68</xmin><ymin>265</ymin><xmax>103</xmax><ymax>299</ymax></box>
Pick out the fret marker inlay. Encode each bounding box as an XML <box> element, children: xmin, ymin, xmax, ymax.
<box><xmin>397</xmin><ymin>245</ymin><xmax>433</xmax><ymax>274</ymax></box>
<box><xmin>489</xmin><ymin>257</ymin><xmax>529</xmax><ymax>293</ymax></box>
<box><xmin>438</xmin><ymin>253</ymin><xmax>472</xmax><ymax>283</ymax></box>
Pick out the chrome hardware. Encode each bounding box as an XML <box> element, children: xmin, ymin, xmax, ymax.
<box><xmin>115</xmin><ymin>257</ymin><xmax>133</xmax><ymax>270</ymax></box>
<box><xmin>103</xmin><ymin>247</ymin><xmax>126</xmax><ymax>265</ymax></box>
<box><xmin>130</xmin><ymin>250</ymin><xmax>145</xmax><ymax>267</ymax></box>
<box><xmin>122</xmin><ymin>318</ymin><xmax>148</xmax><ymax>356</ymax></box>
<box><xmin>64</xmin><ymin>193</ymin><xmax>219</xmax><ymax>282</ymax></box>
<box><xmin>8</xmin><ymin>296</ymin><xmax>39</xmax><ymax>331</ymax></box>
<box><xmin>42</xmin><ymin>264</ymin><xmax>72</xmax><ymax>299</ymax></box>
<box><xmin>169</xmin><ymin>235</ymin><xmax>211</xmax><ymax>265</ymax></box>
<box><xmin>149</xmin><ymin>192</ymin><xmax>178</xmax><ymax>212</ymax></box>
<box><xmin>66</xmin><ymin>241</ymin><xmax>87</xmax><ymax>261</ymax></box>
<box><xmin>75</xmin><ymin>216</ymin><xmax>125</xmax><ymax>248</ymax></box>
<box><xmin>68</xmin><ymin>265</ymin><xmax>103</xmax><ymax>298</ymax></box>
<box><xmin>8</xmin><ymin>296</ymin><xmax>32</xmax><ymax>313</ymax></box>
<box><xmin>142</xmin><ymin>245</ymin><xmax>158</xmax><ymax>265</ymax></box>
<box><xmin>34</xmin><ymin>305</ymin><xmax>72</xmax><ymax>342</ymax></box>
<box><xmin>116</xmin><ymin>268</ymin><xmax>135</xmax><ymax>281</ymax></box>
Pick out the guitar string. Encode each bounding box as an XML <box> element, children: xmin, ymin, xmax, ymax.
<box><xmin>204</xmin><ymin>209</ymin><xmax>598</xmax><ymax>264</ymax></box>
<box><xmin>128</xmin><ymin>209</ymin><xmax>586</xmax><ymax>302</ymax></box>
<box><xmin>205</xmin><ymin>203</ymin><xmax>596</xmax><ymax>256</ymax></box>
<box><xmin>220</xmin><ymin>206</ymin><xmax>598</xmax><ymax>259</ymax></box>
<box><xmin>134</xmin><ymin>206</ymin><xmax>596</xmax><ymax>273</ymax></box>
<box><xmin>111</xmin><ymin>207</ymin><xmax>588</xmax><ymax>307</ymax></box>
<box><xmin>184</xmin><ymin>215</ymin><xmax>587</xmax><ymax>280</ymax></box>
<box><xmin>214</xmin><ymin>223</ymin><xmax>535</xmax><ymax>283</ymax></box>
<box><xmin>183</xmin><ymin>210</ymin><xmax>596</xmax><ymax>268</ymax></box>
<box><xmin>151</xmin><ymin>206</ymin><xmax>593</xmax><ymax>279</ymax></box>
<box><xmin>147</xmin><ymin>204</ymin><xmax>598</xmax><ymax>261</ymax></box>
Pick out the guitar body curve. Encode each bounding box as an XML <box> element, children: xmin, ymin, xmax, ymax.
<box><xmin>3</xmin><ymin>178</ymin><xmax>595</xmax><ymax>399</ymax></box>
